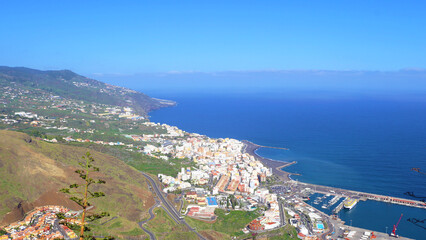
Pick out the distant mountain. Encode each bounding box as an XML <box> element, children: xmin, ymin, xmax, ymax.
<box><xmin>0</xmin><ymin>66</ymin><xmax>175</xmax><ymax>115</ymax></box>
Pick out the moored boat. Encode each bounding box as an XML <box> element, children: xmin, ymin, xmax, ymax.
<box><xmin>344</xmin><ymin>198</ymin><xmax>358</xmax><ymax>209</ymax></box>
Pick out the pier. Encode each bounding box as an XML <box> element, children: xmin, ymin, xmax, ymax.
<box><xmin>295</xmin><ymin>181</ymin><xmax>426</xmax><ymax>210</ymax></box>
<box><xmin>332</xmin><ymin>200</ymin><xmax>345</xmax><ymax>214</ymax></box>
<box><xmin>275</xmin><ymin>161</ymin><xmax>301</xmax><ymax>178</ymax></box>
<box><xmin>242</xmin><ymin>140</ymin><xmax>426</xmax><ymax>210</ymax></box>
<box><xmin>249</xmin><ymin>142</ymin><xmax>289</xmax><ymax>150</ymax></box>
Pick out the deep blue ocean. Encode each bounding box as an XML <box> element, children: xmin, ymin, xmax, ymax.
<box><xmin>147</xmin><ymin>91</ymin><xmax>426</xmax><ymax>239</ymax></box>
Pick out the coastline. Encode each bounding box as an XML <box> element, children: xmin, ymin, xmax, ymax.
<box><xmin>241</xmin><ymin>140</ymin><xmax>426</xmax><ymax>209</ymax></box>
<box><xmin>241</xmin><ymin>140</ymin><xmax>299</xmax><ymax>182</ymax></box>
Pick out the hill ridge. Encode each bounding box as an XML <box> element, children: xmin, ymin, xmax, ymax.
<box><xmin>0</xmin><ymin>66</ymin><xmax>174</xmax><ymax>115</ymax></box>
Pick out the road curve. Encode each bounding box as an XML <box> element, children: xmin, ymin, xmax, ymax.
<box><xmin>141</xmin><ymin>172</ymin><xmax>207</xmax><ymax>240</ymax></box>
<box><xmin>138</xmin><ymin>200</ymin><xmax>160</xmax><ymax>240</ymax></box>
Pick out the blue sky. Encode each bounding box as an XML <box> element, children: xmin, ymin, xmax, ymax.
<box><xmin>1</xmin><ymin>1</ymin><xmax>426</xmax><ymax>74</ymax></box>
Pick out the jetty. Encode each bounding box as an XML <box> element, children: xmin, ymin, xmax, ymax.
<box><xmin>295</xmin><ymin>181</ymin><xmax>426</xmax><ymax>210</ymax></box>
<box><xmin>242</xmin><ymin>140</ymin><xmax>297</xmax><ymax>181</ymax></box>
<box><xmin>275</xmin><ymin>161</ymin><xmax>301</xmax><ymax>178</ymax></box>
<box><xmin>333</xmin><ymin>199</ymin><xmax>345</xmax><ymax>214</ymax></box>
<box><xmin>242</xmin><ymin>140</ymin><xmax>426</xmax><ymax>210</ymax></box>
<box><xmin>248</xmin><ymin>142</ymin><xmax>289</xmax><ymax>150</ymax></box>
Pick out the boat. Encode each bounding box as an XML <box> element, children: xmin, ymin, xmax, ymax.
<box><xmin>343</xmin><ymin>198</ymin><xmax>358</xmax><ymax>209</ymax></box>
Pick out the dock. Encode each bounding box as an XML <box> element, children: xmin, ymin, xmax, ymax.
<box><xmin>243</xmin><ymin>140</ymin><xmax>426</xmax><ymax>210</ymax></box>
<box><xmin>249</xmin><ymin>142</ymin><xmax>289</xmax><ymax>150</ymax></box>
<box><xmin>333</xmin><ymin>200</ymin><xmax>345</xmax><ymax>214</ymax></box>
<box><xmin>296</xmin><ymin>181</ymin><xmax>426</xmax><ymax>210</ymax></box>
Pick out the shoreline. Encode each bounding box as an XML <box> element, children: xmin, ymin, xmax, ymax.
<box><xmin>242</xmin><ymin>140</ymin><xmax>426</xmax><ymax>209</ymax></box>
<box><xmin>241</xmin><ymin>140</ymin><xmax>299</xmax><ymax>182</ymax></box>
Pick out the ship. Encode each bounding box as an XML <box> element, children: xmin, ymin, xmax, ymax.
<box><xmin>343</xmin><ymin>198</ymin><xmax>358</xmax><ymax>209</ymax></box>
<box><xmin>302</xmin><ymin>196</ymin><xmax>310</xmax><ymax>201</ymax></box>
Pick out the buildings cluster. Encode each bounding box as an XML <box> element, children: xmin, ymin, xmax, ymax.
<box><xmin>62</xmin><ymin>136</ymin><xmax>131</xmax><ymax>147</ymax></box>
<box><xmin>283</xmin><ymin>198</ymin><xmax>326</xmax><ymax>239</ymax></box>
<box><xmin>0</xmin><ymin>205</ymin><xmax>79</xmax><ymax>240</ymax></box>
<box><xmin>98</xmin><ymin>106</ymin><xmax>144</xmax><ymax>120</ymax></box>
<box><xmin>142</xmin><ymin>122</ymin><xmax>184</xmax><ymax>137</ymax></box>
<box><xmin>247</xmin><ymin>188</ymin><xmax>281</xmax><ymax>231</ymax></box>
<box><xmin>153</xmin><ymin>130</ymin><xmax>272</xmax><ymax>195</ymax></box>
<box><xmin>143</xmin><ymin>123</ymin><xmax>282</xmax><ymax>230</ymax></box>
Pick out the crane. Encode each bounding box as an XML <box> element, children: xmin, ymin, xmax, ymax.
<box><xmin>390</xmin><ymin>214</ymin><xmax>403</xmax><ymax>238</ymax></box>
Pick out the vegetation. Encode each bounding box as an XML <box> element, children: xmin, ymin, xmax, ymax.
<box><xmin>265</xmin><ymin>225</ymin><xmax>299</xmax><ymax>240</ymax></box>
<box><xmin>0</xmin><ymin>66</ymin><xmax>169</xmax><ymax>114</ymax></box>
<box><xmin>144</xmin><ymin>207</ymin><xmax>198</xmax><ymax>240</ymax></box>
<box><xmin>185</xmin><ymin>208</ymin><xmax>261</xmax><ymax>237</ymax></box>
<box><xmin>60</xmin><ymin>152</ymin><xmax>107</xmax><ymax>239</ymax></box>
<box><xmin>0</xmin><ymin>131</ymin><xmax>155</xmax><ymax>238</ymax></box>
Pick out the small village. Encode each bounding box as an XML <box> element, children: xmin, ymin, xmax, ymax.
<box><xmin>0</xmin><ymin>206</ymin><xmax>79</xmax><ymax>240</ymax></box>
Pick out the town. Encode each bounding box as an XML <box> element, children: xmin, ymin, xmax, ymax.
<box><xmin>0</xmin><ymin>75</ymin><xmax>420</xmax><ymax>240</ymax></box>
<box><xmin>0</xmin><ymin>206</ymin><xmax>79</xmax><ymax>240</ymax></box>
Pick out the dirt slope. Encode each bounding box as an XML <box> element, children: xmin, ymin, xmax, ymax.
<box><xmin>0</xmin><ymin>130</ymin><xmax>155</xmax><ymax>228</ymax></box>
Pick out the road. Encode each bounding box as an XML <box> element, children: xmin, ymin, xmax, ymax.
<box><xmin>141</xmin><ymin>172</ymin><xmax>207</xmax><ymax>240</ymax></box>
<box><xmin>138</xmin><ymin>200</ymin><xmax>160</xmax><ymax>240</ymax></box>
<box><xmin>278</xmin><ymin>202</ymin><xmax>286</xmax><ymax>227</ymax></box>
<box><xmin>53</xmin><ymin>219</ymin><xmax>72</xmax><ymax>240</ymax></box>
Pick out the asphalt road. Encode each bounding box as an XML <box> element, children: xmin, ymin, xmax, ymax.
<box><xmin>279</xmin><ymin>202</ymin><xmax>286</xmax><ymax>227</ymax></box>
<box><xmin>138</xmin><ymin>200</ymin><xmax>160</xmax><ymax>240</ymax></box>
<box><xmin>141</xmin><ymin>172</ymin><xmax>207</xmax><ymax>240</ymax></box>
<box><xmin>54</xmin><ymin>219</ymin><xmax>72</xmax><ymax>240</ymax></box>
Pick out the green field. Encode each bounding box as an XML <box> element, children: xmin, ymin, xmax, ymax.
<box><xmin>144</xmin><ymin>207</ymin><xmax>198</xmax><ymax>240</ymax></box>
<box><xmin>185</xmin><ymin>208</ymin><xmax>261</xmax><ymax>237</ymax></box>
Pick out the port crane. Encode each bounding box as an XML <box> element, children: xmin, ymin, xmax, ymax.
<box><xmin>390</xmin><ymin>214</ymin><xmax>403</xmax><ymax>238</ymax></box>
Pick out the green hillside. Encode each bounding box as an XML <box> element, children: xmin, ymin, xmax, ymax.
<box><xmin>0</xmin><ymin>66</ymin><xmax>174</xmax><ymax>115</ymax></box>
<box><xmin>0</xmin><ymin>130</ymin><xmax>156</xmax><ymax>238</ymax></box>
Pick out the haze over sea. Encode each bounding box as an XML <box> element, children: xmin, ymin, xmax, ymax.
<box><xmin>145</xmin><ymin>90</ymin><xmax>426</xmax><ymax>239</ymax></box>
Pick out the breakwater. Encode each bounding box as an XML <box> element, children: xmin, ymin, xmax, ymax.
<box><xmin>242</xmin><ymin>140</ymin><xmax>426</xmax><ymax>210</ymax></box>
<box><xmin>293</xmin><ymin>175</ymin><xmax>426</xmax><ymax>210</ymax></box>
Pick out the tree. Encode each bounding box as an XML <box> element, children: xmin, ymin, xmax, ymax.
<box><xmin>56</xmin><ymin>212</ymin><xmax>66</xmax><ymax>220</ymax></box>
<box><xmin>60</xmin><ymin>152</ymin><xmax>107</xmax><ymax>240</ymax></box>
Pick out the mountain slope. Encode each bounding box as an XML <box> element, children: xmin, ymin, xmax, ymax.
<box><xmin>0</xmin><ymin>130</ymin><xmax>156</xmax><ymax>237</ymax></box>
<box><xmin>0</xmin><ymin>66</ymin><xmax>174</xmax><ymax>115</ymax></box>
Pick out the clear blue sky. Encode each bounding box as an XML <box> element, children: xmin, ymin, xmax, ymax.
<box><xmin>1</xmin><ymin>1</ymin><xmax>426</xmax><ymax>74</ymax></box>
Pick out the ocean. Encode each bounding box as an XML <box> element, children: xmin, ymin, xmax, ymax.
<box><xmin>147</xmin><ymin>91</ymin><xmax>426</xmax><ymax>239</ymax></box>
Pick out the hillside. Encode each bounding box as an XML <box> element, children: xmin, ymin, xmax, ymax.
<box><xmin>0</xmin><ymin>130</ymin><xmax>156</xmax><ymax>238</ymax></box>
<box><xmin>0</xmin><ymin>66</ymin><xmax>174</xmax><ymax>115</ymax></box>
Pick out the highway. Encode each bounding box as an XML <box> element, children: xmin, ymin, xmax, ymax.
<box><xmin>141</xmin><ymin>172</ymin><xmax>207</xmax><ymax>240</ymax></box>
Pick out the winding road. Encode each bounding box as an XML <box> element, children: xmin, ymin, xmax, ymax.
<box><xmin>141</xmin><ymin>172</ymin><xmax>207</xmax><ymax>240</ymax></box>
<box><xmin>138</xmin><ymin>200</ymin><xmax>160</xmax><ymax>240</ymax></box>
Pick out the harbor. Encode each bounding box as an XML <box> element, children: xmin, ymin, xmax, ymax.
<box><xmin>294</xmin><ymin>180</ymin><xmax>426</xmax><ymax>210</ymax></box>
<box><xmin>244</xmin><ymin>140</ymin><xmax>426</xmax><ymax>210</ymax></box>
<box><xmin>243</xmin><ymin>140</ymin><xmax>426</xmax><ymax>239</ymax></box>
<box><xmin>301</xmin><ymin>175</ymin><xmax>426</xmax><ymax>212</ymax></box>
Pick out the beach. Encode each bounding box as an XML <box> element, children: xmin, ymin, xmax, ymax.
<box><xmin>242</xmin><ymin>140</ymin><xmax>298</xmax><ymax>182</ymax></box>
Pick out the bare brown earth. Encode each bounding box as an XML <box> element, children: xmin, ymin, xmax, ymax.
<box><xmin>0</xmin><ymin>130</ymin><xmax>155</xmax><ymax>231</ymax></box>
<box><xmin>1</xmin><ymin>190</ymin><xmax>81</xmax><ymax>225</ymax></box>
